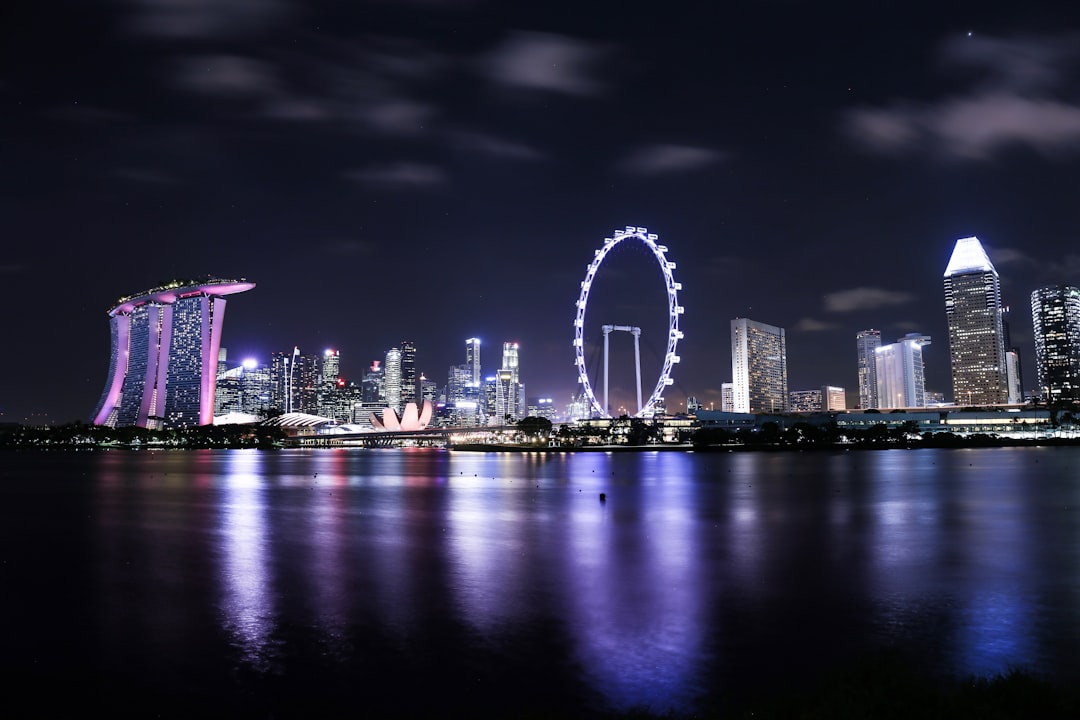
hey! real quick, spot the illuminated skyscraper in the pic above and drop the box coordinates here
[465,337,482,387]
[731,318,787,413]
[1031,285,1080,403]
[944,236,1009,405]
[875,334,931,409]
[856,329,881,409]
[384,347,402,415]
[91,277,255,428]
[496,341,524,421]
[401,340,418,409]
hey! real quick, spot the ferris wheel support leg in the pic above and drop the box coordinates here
[634,331,642,414]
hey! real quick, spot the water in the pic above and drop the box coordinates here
[2,446,1079,717]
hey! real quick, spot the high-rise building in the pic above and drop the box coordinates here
[400,341,418,409]
[384,347,402,415]
[856,330,882,409]
[1031,285,1080,403]
[317,348,343,419]
[822,385,847,411]
[497,341,524,421]
[91,277,255,428]
[789,390,822,412]
[721,382,734,412]
[362,360,384,403]
[944,236,1009,405]
[875,333,931,409]
[731,318,788,413]
[465,337,482,387]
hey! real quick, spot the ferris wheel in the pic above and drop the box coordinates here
[573,226,684,418]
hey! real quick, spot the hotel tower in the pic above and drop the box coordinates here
[91,278,255,429]
[943,237,1009,405]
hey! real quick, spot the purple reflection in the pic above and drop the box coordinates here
[562,453,707,713]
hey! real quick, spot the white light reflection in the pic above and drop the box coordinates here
[445,467,530,633]
[219,451,277,671]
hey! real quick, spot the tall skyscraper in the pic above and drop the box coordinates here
[944,236,1009,405]
[496,341,524,421]
[400,341,418,409]
[91,277,255,428]
[384,347,402,414]
[856,329,882,409]
[875,333,931,409]
[731,318,788,413]
[465,337,482,387]
[1031,285,1080,403]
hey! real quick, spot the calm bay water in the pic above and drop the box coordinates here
[2,446,1079,717]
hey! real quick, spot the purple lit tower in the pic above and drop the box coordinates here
[91,278,255,429]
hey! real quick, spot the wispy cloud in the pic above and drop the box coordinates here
[449,130,546,161]
[483,31,610,96]
[824,287,916,313]
[174,55,279,96]
[618,144,725,176]
[124,0,292,38]
[792,317,838,332]
[343,162,447,189]
[845,32,1080,160]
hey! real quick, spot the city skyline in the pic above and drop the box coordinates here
[5,1,1080,424]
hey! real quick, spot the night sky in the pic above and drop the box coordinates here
[5,1,1080,424]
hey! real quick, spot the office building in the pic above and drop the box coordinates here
[822,385,847,411]
[856,330,881,409]
[944,236,1009,405]
[465,337,482,387]
[496,341,524,421]
[731,318,788,413]
[721,382,734,412]
[789,390,822,413]
[384,347,403,415]
[875,333,931,409]
[91,277,255,428]
[400,341,418,410]
[1031,285,1080,403]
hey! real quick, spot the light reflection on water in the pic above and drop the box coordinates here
[19,446,1080,714]
[219,451,277,671]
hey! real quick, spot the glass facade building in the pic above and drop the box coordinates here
[1031,285,1080,403]
[856,329,881,409]
[944,236,1009,405]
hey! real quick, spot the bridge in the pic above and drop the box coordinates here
[285,425,520,448]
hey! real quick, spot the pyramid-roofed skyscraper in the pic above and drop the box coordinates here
[943,237,1008,405]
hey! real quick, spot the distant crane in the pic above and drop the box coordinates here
[602,325,642,416]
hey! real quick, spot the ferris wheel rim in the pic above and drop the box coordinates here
[573,226,683,419]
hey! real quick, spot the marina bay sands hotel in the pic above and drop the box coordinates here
[91,277,255,429]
